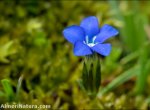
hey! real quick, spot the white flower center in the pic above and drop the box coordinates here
[84,35,97,47]
[87,43,95,47]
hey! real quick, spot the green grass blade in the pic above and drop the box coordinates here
[97,65,140,97]
[1,79,15,101]
[137,60,150,94]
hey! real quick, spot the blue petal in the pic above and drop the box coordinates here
[80,16,99,38]
[91,43,111,56]
[74,41,93,56]
[95,24,119,43]
[63,25,85,44]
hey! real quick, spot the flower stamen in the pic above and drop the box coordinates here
[85,35,89,44]
[85,35,97,47]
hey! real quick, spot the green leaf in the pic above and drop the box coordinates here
[120,50,139,65]
[88,63,94,92]
[95,57,101,92]
[1,79,15,101]
[97,65,140,97]
[135,45,150,94]
[82,62,89,91]
[0,41,16,63]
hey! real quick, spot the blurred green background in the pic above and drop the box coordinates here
[0,0,150,109]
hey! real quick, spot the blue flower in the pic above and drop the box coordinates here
[63,16,119,56]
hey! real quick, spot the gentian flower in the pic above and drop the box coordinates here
[63,16,119,56]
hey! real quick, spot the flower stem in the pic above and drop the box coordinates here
[82,53,101,99]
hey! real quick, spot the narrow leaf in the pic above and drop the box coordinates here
[82,62,88,90]
[1,79,15,101]
[95,58,101,92]
[97,65,140,97]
